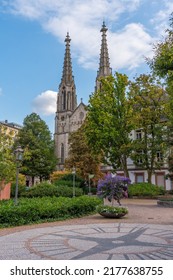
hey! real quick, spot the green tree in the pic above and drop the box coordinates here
[65,124,102,180]
[129,74,168,183]
[17,113,57,184]
[148,13,173,174]
[148,13,173,84]
[0,124,16,186]
[85,73,133,177]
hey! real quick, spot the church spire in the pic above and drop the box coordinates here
[56,32,77,113]
[95,22,112,91]
[61,32,74,85]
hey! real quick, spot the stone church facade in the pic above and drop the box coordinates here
[54,22,111,170]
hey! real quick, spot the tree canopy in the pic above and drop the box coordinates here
[128,74,168,182]
[85,72,133,177]
[0,124,16,185]
[17,113,57,184]
[65,124,102,180]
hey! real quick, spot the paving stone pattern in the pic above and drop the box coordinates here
[0,223,173,260]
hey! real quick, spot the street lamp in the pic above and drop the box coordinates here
[14,146,23,205]
[88,174,94,195]
[72,166,76,197]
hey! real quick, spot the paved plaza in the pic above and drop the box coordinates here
[0,199,173,260]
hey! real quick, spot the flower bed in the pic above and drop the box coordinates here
[96,205,128,218]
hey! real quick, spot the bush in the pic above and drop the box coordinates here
[128,183,165,198]
[0,196,102,227]
[20,182,83,198]
[54,180,81,188]
[10,183,27,198]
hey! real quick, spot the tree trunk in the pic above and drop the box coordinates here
[32,176,35,186]
[147,170,152,184]
[121,155,129,178]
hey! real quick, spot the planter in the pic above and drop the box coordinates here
[97,205,128,219]
[99,211,127,218]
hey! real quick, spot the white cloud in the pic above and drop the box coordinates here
[2,0,164,71]
[151,0,173,37]
[32,90,57,116]
[109,23,153,70]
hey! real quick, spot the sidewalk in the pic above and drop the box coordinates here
[0,199,173,260]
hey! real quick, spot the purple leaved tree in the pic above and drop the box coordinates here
[97,174,131,206]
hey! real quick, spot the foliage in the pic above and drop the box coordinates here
[54,179,81,188]
[0,124,16,185]
[96,204,128,215]
[60,173,84,182]
[128,183,165,198]
[128,74,168,183]
[19,182,83,198]
[50,170,70,182]
[10,183,26,198]
[97,174,130,206]
[0,196,101,227]
[65,124,103,180]
[16,113,57,184]
[85,73,133,177]
[148,13,173,83]
[11,173,26,186]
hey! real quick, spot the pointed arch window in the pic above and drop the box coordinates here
[62,87,66,110]
[61,143,64,163]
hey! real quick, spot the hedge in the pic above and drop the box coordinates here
[128,182,165,198]
[12,182,83,198]
[0,196,101,227]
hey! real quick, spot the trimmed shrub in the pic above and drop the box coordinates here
[50,171,70,182]
[0,196,102,227]
[54,180,81,188]
[20,182,83,198]
[128,183,165,198]
[10,183,27,198]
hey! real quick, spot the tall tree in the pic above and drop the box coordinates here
[85,73,133,177]
[65,124,102,180]
[129,74,168,183]
[17,113,57,184]
[148,14,173,175]
[148,13,173,84]
[0,124,16,186]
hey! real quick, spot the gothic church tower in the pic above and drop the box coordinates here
[54,33,86,170]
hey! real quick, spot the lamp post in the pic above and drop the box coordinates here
[72,166,76,197]
[14,146,23,205]
[88,174,94,195]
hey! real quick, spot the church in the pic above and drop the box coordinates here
[54,22,111,171]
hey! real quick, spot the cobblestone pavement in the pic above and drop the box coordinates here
[0,199,173,260]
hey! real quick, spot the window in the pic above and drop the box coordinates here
[155,172,165,188]
[61,143,64,164]
[135,173,144,183]
[156,151,163,162]
[136,130,142,139]
[62,88,66,110]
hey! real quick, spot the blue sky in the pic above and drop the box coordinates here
[0,0,173,134]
